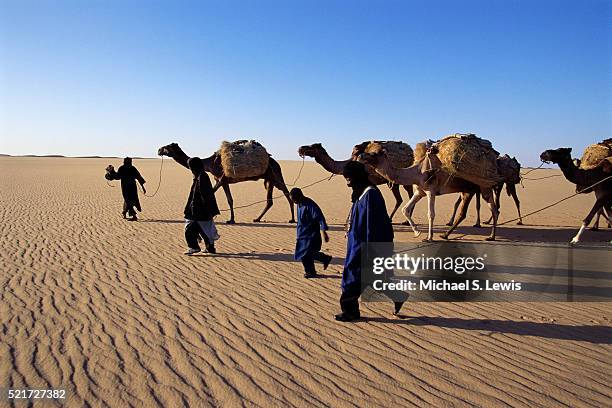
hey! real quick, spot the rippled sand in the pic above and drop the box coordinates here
[1,157,610,407]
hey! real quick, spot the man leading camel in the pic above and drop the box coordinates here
[337,161,405,322]
[105,157,146,221]
[184,157,220,255]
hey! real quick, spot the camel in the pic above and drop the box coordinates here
[540,147,612,243]
[447,154,523,227]
[359,149,499,241]
[297,143,413,219]
[574,158,611,230]
[158,143,295,224]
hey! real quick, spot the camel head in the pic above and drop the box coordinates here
[158,142,182,157]
[540,147,572,164]
[298,143,325,158]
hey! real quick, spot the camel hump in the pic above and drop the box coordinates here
[219,140,270,179]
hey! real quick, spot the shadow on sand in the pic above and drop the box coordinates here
[393,223,611,243]
[199,251,343,266]
[141,219,346,231]
[360,316,612,343]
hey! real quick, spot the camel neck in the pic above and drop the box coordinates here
[314,150,351,174]
[556,156,588,186]
[376,161,422,186]
[171,150,190,169]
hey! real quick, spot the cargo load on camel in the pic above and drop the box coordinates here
[219,140,270,179]
[353,141,414,168]
[579,138,612,170]
[421,133,502,188]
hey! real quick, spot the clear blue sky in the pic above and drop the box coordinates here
[1,0,610,165]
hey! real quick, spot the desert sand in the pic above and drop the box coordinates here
[1,156,610,407]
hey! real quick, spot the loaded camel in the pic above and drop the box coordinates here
[360,147,499,241]
[158,142,295,224]
[540,147,612,243]
[447,154,523,227]
[574,158,610,231]
[298,143,413,219]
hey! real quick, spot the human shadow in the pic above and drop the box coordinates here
[141,219,346,231]
[141,219,184,224]
[360,316,612,343]
[209,252,344,266]
[234,222,346,232]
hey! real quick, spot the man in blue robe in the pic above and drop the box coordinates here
[290,188,332,278]
[337,161,405,322]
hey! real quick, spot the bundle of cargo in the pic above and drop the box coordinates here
[219,140,270,179]
[428,133,502,188]
[579,138,612,170]
[497,154,521,185]
[414,141,434,163]
[353,140,414,168]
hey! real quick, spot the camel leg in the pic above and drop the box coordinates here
[253,182,274,223]
[446,195,462,226]
[401,189,426,237]
[423,191,436,242]
[507,183,523,225]
[602,206,612,227]
[276,180,295,223]
[388,184,403,219]
[483,185,502,225]
[571,197,609,244]
[221,182,235,224]
[212,177,223,193]
[402,184,415,217]
[403,184,414,199]
[474,190,482,227]
[483,190,499,241]
[441,192,473,239]
[590,210,603,231]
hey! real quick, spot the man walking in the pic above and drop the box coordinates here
[290,188,332,278]
[337,161,404,322]
[184,157,220,255]
[105,157,146,221]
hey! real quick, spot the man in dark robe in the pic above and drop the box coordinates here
[184,157,220,255]
[290,188,332,278]
[105,157,146,221]
[336,161,404,322]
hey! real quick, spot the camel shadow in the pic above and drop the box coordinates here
[360,316,612,343]
[400,224,611,243]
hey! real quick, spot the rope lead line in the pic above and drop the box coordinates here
[498,173,612,226]
[218,173,335,212]
[139,156,164,198]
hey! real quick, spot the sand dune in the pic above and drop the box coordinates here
[1,157,610,407]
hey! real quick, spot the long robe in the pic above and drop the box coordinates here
[342,186,393,291]
[106,164,145,212]
[294,198,329,261]
[184,171,220,221]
